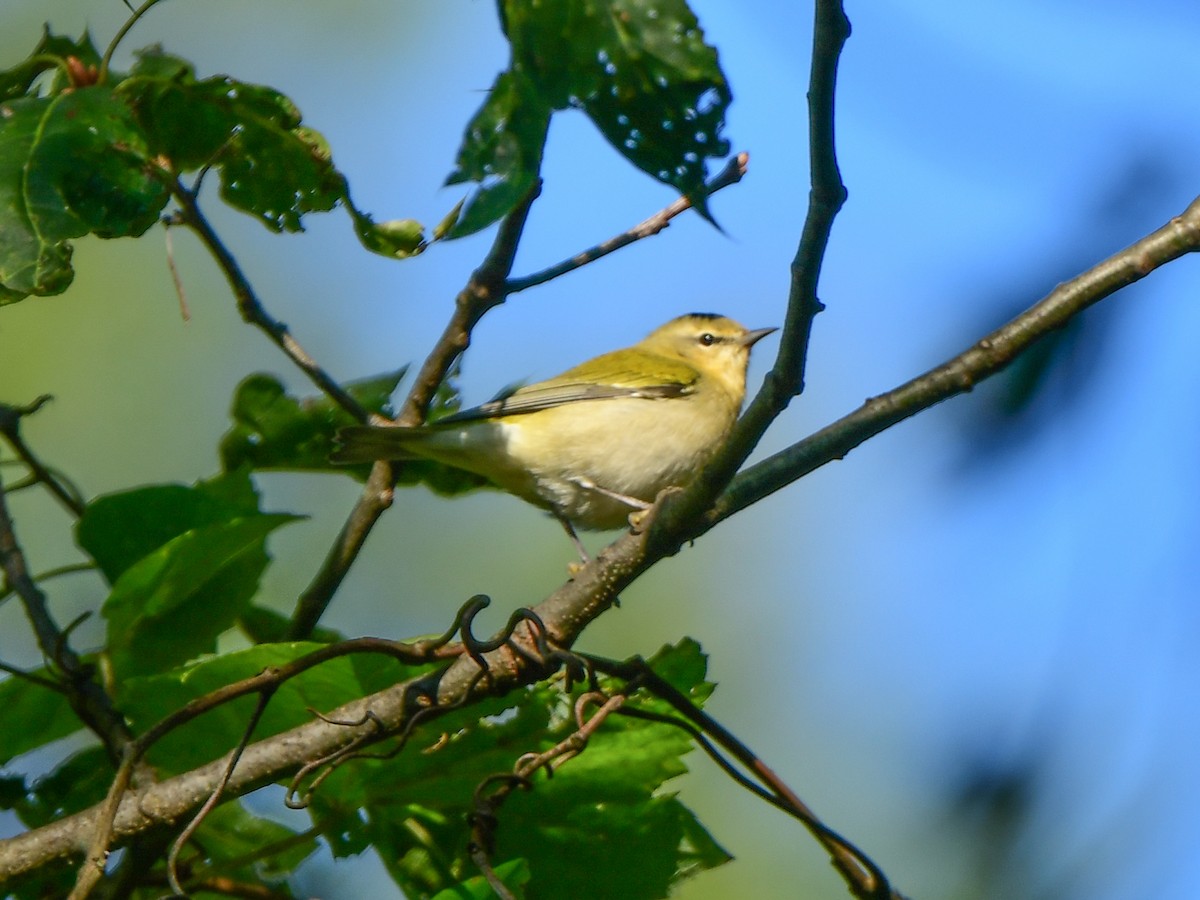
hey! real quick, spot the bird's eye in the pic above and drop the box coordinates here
[699,333,717,346]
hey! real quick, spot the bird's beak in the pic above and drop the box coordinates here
[740,326,778,347]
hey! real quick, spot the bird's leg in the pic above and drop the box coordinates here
[570,476,656,532]
[555,513,591,571]
[570,477,651,511]
[555,507,621,607]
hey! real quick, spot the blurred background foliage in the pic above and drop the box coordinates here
[3,1,1200,898]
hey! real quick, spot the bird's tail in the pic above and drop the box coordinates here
[330,425,423,464]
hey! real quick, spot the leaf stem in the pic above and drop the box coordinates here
[99,0,172,84]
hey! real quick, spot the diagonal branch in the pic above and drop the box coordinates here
[647,0,850,541]
[170,183,372,424]
[0,474,133,764]
[584,653,903,900]
[717,191,1200,523]
[505,151,751,295]
[0,397,86,517]
[396,181,542,426]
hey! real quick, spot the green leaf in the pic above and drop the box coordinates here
[431,859,531,900]
[219,369,405,473]
[308,642,728,898]
[118,48,425,256]
[77,471,264,583]
[645,636,714,705]
[348,209,428,259]
[101,513,302,680]
[188,801,318,887]
[121,642,424,773]
[0,86,168,299]
[0,29,102,101]
[447,0,731,234]
[443,69,550,238]
[26,88,168,240]
[0,669,82,765]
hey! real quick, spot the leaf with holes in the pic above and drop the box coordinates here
[443,68,550,238]
[465,0,733,227]
[0,87,167,299]
[118,48,425,256]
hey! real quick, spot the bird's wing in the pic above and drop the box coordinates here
[437,349,698,423]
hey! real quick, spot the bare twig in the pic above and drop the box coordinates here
[163,221,192,321]
[397,181,542,426]
[167,692,274,894]
[284,461,396,639]
[0,474,132,764]
[505,151,751,294]
[582,654,902,900]
[170,182,372,424]
[648,0,850,543]
[0,562,96,607]
[0,397,87,517]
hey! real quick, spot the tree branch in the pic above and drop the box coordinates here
[646,0,850,543]
[170,184,372,425]
[396,181,542,426]
[0,474,133,764]
[717,191,1200,523]
[505,151,750,295]
[0,397,87,517]
[284,460,396,639]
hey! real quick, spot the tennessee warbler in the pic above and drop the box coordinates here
[332,313,775,555]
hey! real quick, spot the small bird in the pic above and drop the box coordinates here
[332,313,775,556]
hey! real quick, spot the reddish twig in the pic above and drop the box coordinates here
[505,150,751,295]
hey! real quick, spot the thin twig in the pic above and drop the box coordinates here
[284,460,395,639]
[0,474,132,764]
[396,181,542,426]
[0,659,66,692]
[647,0,850,545]
[505,151,751,294]
[170,181,372,424]
[163,221,192,321]
[98,0,169,84]
[0,398,87,517]
[167,691,274,894]
[583,654,901,900]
